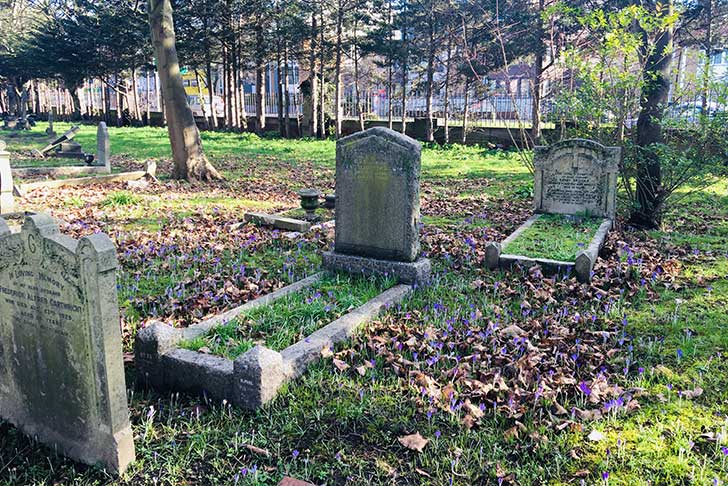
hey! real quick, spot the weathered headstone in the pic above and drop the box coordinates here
[486,139,621,283]
[97,122,110,169]
[323,127,430,284]
[0,214,135,473]
[0,141,14,214]
[533,139,620,219]
[46,109,57,138]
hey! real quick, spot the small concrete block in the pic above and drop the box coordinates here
[574,251,594,283]
[244,212,311,232]
[322,251,431,285]
[145,160,157,177]
[135,321,182,388]
[485,242,501,269]
[233,346,287,409]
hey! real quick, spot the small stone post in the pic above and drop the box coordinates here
[97,122,111,171]
[0,141,14,214]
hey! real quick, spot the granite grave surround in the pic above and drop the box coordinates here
[322,127,431,285]
[17,159,157,193]
[0,213,135,473]
[136,273,412,409]
[486,139,621,282]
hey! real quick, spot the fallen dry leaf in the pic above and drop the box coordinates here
[398,432,429,452]
[332,358,349,372]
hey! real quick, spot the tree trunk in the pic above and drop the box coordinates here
[309,12,319,137]
[145,69,152,125]
[195,70,210,129]
[131,67,141,123]
[462,77,470,144]
[444,27,453,144]
[148,0,222,181]
[284,43,291,138]
[334,0,344,138]
[318,3,326,138]
[425,0,436,142]
[206,61,218,129]
[68,86,81,121]
[353,20,364,131]
[629,2,673,229]
[255,8,266,134]
[387,0,393,130]
[701,0,713,112]
[530,0,545,143]
[400,0,409,135]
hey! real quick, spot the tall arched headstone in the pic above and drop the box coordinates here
[323,127,431,284]
[0,214,135,473]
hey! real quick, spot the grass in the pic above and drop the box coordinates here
[503,213,604,261]
[180,272,396,357]
[0,124,727,485]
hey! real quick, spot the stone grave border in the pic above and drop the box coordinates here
[485,214,613,282]
[136,272,412,409]
[485,138,620,283]
[13,165,111,178]
[17,161,156,194]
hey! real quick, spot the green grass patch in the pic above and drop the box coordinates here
[503,213,603,261]
[180,272,395,357]
[101,190,142,207]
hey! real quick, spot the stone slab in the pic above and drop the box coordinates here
[322,251,431,285]
[335,127,422,262]
[244,212,311,232]
[534,139,620,219]
[0,213,134,473]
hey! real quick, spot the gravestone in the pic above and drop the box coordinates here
[533,139,620,219]
[0,213,135,473]
[0,141,14,214]
[323,127,430,284]
[97,122,110,169]
[46,109,57,138]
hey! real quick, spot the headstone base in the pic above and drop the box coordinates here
[323,251,431,285]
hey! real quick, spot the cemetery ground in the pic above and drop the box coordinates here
[0,123,727,485]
